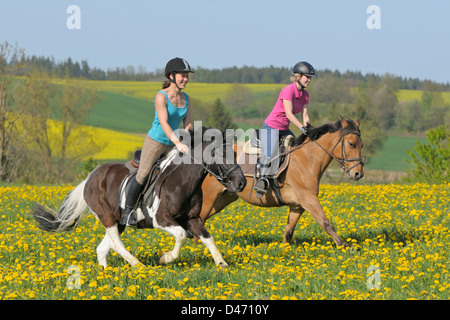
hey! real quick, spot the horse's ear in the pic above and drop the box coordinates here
[355,119,360,127]
[340,117,348,127]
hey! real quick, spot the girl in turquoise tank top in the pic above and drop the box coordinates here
[120,57,194,227]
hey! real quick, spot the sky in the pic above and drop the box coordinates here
[1,0,449,83]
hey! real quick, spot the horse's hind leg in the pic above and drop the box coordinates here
[97,233,112,268]
[104,224,143,267]
[283,207,305,244]
[96,224,126,267]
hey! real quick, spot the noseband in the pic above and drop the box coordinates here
[313,131,364,174]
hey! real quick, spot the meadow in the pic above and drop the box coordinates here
[0,183,448,300]
[364,136,428,172]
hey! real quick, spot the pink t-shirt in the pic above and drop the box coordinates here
[264,82,309,131]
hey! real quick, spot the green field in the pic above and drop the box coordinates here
[86,91,154,134]
[366,136,427,172]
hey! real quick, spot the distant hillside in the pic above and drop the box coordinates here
[365,136,428,172]
[86,80,450,135]
[86,91,154,133]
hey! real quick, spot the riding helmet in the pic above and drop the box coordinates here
[165,57,195,79]
[293,61,317,77]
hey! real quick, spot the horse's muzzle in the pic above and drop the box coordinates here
[352,170,364,181]
[349,165,364,181]
[236,178,247,192]
[225,176,247,193]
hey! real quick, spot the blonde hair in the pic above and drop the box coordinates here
[290,73,301,82]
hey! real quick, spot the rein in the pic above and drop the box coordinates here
[313,131,364,174]
[186,143,241,187]
[270,130,364,174]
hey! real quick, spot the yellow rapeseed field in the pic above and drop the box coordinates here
[0,183,448,300]
[84,125,144,160]
[83,80,284,103]
[30,118,144,161]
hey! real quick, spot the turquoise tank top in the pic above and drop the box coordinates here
[148,90,188,146]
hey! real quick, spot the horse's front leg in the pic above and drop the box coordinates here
[158,224,187,265]
[188,217,228,268]
[300,192,347,247]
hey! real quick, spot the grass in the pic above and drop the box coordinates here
[86,91,154,134]
[0,183,448,300]
[366,136,428,172]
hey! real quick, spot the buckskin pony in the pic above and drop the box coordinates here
[197,118,364,247]
[32,128,246,268]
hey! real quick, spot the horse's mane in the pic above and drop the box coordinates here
[183,126,226,149]
[290,118,360,147]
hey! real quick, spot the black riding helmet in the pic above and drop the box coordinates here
[293,61,317,78]
[165,57,195,80]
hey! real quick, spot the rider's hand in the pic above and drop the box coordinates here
[176,142,190,154]
[300,126,308,135]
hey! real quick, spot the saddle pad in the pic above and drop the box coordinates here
[236,138,293,179]
[243,140,261,155]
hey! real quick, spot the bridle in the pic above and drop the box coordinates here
[313,131,365,175]
[186,143,241,188]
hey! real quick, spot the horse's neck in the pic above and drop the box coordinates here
[179,163,208,191]
[293,133,337,177]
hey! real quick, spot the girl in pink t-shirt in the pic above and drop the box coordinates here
[255,61,317,198]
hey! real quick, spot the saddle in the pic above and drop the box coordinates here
[120,149,176,227]
[237,130,295,205]
[238,129,294,178]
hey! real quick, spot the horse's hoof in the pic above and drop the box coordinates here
[130,258,145,268]
[132,262,145,268]
[159,253,170,265]
[337,242,348,248]
[218,261,229,269]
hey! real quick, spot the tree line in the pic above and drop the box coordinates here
[14,54,450,91]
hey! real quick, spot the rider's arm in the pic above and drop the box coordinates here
[283,99,304,129]
[155,92,189,153]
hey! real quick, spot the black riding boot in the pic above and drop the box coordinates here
[254,164,270,199]
[119,176,144,227]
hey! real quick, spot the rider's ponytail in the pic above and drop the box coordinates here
[162,80,171,89]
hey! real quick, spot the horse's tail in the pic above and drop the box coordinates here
[32,179,89,232]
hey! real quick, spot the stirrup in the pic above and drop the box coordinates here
[126,211,139,227]
[254,177,269,199]
[120,209,138,227]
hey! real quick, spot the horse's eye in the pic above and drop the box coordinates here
[348,142,355,148]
